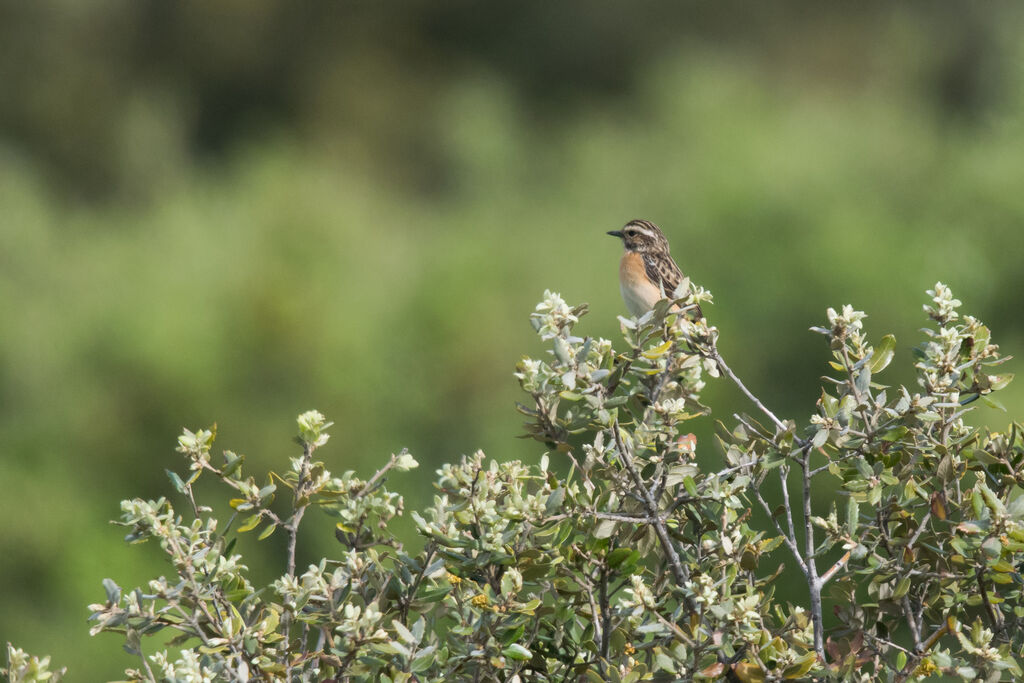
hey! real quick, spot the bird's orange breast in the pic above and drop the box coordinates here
[619,251,649,285]
[618,251,662,316]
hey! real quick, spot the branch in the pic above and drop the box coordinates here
[819,524,873,587]
[752,485,808,575]
[610,421,690,593]
[712,350,790,435]
[599,567,611,661]
[894,616,953,683]
[800,447,825,659]
[818,548,851,587]
[399,544,437,625]
[361,449,405,497]
[976,567,1004,632]
[709,338,823,655]
[906,510,931,551]
[779,465,799,554]
[902,596,923,652]
[287,442,314,578]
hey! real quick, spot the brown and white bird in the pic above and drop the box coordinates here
[607,219,702,319]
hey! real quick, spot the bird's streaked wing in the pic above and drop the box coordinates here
[642,252,702,319]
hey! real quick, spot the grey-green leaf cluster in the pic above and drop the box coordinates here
[6,282,1021,682]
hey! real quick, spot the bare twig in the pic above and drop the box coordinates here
[712,350,790,435]
[138,649,156,682]
[800,447,825,658]
[819,524,873,587]
[361,450,405,496]
[779,465,799,553]
[399,544,437,625]
[902,596,923,651]
[906,511,932,551]
[976,567,1004,632]
[287,442,314,578]
[752,486,807,575]
[611,422,690,593]
[894,617,953,683]
[599,567,611,661]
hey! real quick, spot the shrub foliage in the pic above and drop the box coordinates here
[6,282,1023,682]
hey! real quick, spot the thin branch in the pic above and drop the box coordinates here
[751,485,807,575]
[138,648,156,682]
[544,511,662,524]
[162,533,243,679]
[906,511,932,551]
[801,448,824,659]
[976,567,1004,632]
[599,567,611,661]
[894,617,952,683]
[361,450,405,496]
[819,524,873,587]
[611,421,691,594]
[651,609,697,648]
[283,442,315,682]
[809,449,862,477]
[778,465,799,553]
[582,570,604,673]
[399,544,437,625]
[712,350,789,435]
[901,596,923,651]
[818,549,851,587]
[287,442,314,578]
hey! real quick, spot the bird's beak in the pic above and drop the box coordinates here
[606,230,624,238]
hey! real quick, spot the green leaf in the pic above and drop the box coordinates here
[854,458,872,479]
[607,548,635,569]
[854,367,871,396]
[977,482,1006,516]
[846,496,859,538]
[642,339,673,360]
[553,337,572,364]
[870,335,896,373]
[683,476,698,497]
[410,646,437,672]
[982,396,1007,412]
[237,514,262,533]
[411,617,426,644]
[502,643,531,660]
[782,651,817,679]
[221,450,244,477]
[880,426,908,442]
[982,536,1003,560]
[102,578,121,604]
[892,576,911,599]
[545,487,566,515]
[392,619,418,645]
[258,523,276,540]
[165,469,186,493]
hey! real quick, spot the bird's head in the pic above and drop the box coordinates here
[607,219,670,254]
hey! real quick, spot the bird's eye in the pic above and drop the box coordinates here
[625,229,636,237]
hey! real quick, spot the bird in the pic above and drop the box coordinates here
[607,219,702,319]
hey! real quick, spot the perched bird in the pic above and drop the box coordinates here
[607,219,702,319]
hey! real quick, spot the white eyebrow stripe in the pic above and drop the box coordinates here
[633,226,656,238]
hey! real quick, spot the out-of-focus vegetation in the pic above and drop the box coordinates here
[1,3,1023,679]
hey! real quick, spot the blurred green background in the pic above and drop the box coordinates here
[2,2,1024,678]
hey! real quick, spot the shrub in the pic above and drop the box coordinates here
[6,282,1021,682]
